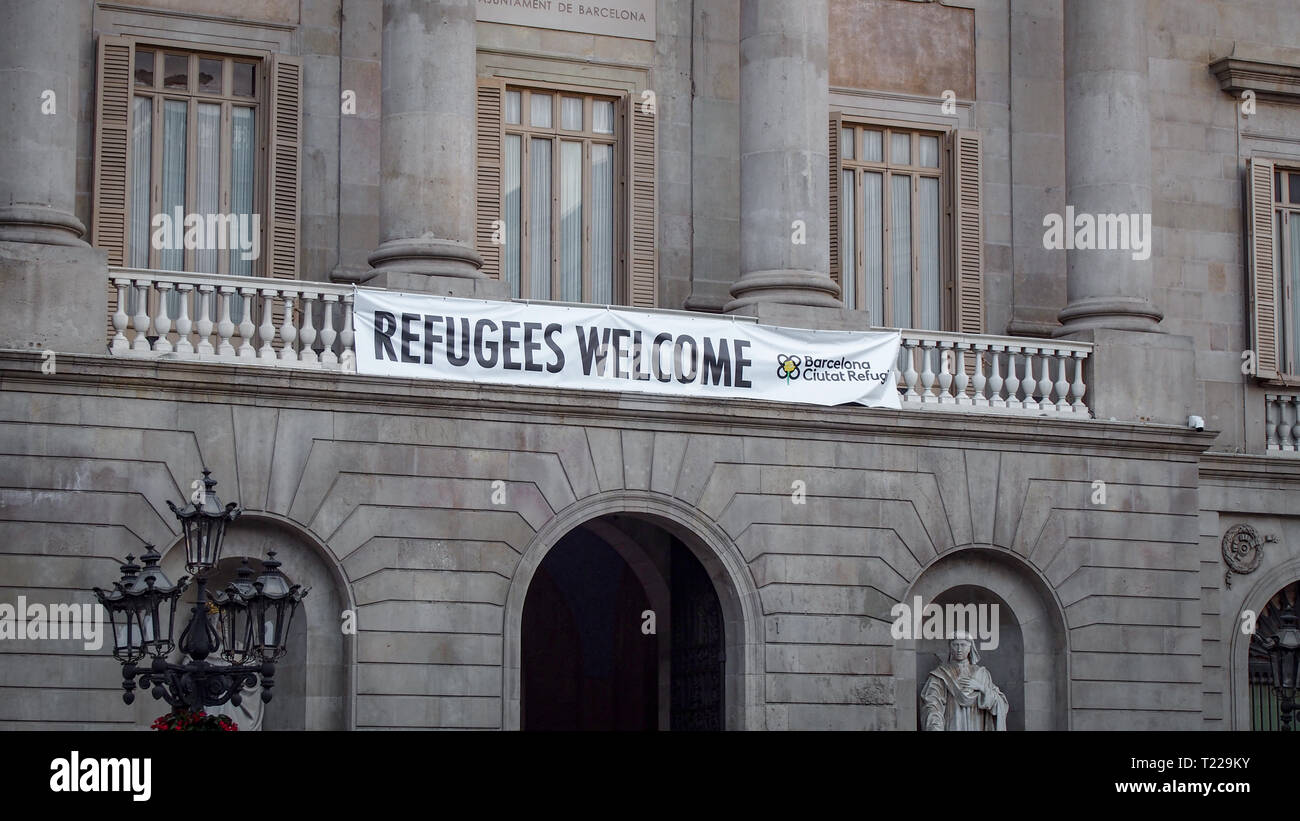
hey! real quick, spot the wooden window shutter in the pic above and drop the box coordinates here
[1249,157,1279,379]
[93,35,133,338]
[952,129,984,334]
[476,78,504,280]
[627,93,657,308]
[266,54,301,281]
[828,111,844,291]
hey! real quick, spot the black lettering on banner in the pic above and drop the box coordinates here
[374,311,398,361]
[422,315,443,365]
[734,339,753,388]
[631,331,651,381]
[474,318,499,368]
[577,326,612,376]
[501,320,522,370]
[652,333,673,382]
[676,335,698,383]
[523,322,544,372]
[702,337,731,386]
[544,324,565,373]
[400,313,421,363]
[447,316,471,367]
[610,328,630,378]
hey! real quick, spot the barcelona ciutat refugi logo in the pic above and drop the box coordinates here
[777,355,801,383]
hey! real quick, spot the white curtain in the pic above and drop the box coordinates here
[160,100,186,273]
[840,168,855,310]
[504,134,522,298]
[863,172,883,326]
[528,138,551,300]
[230,106,255,278]
[1290,215,1300,370]
[918,176,940,330]
[195,103,220,274]
[560,141,583,302]
[129,97,152,270]
[591,143,614,304]
[890,174,911,327]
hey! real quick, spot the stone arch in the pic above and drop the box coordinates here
[145,512,357,730]
[1229,557,1300,730]
[894,546,1070,730]
[504,489,764,730]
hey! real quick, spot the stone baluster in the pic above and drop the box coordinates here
[131,281,151,352]
[919,340,936,402]
[901,339,920,401]
[953,344,970,405]
[988,347,1005,408]
[236,287,257,358]
[216,286,236,358]
[1071,351,1088,413]
[195,286,215,355]
[320,294,339,365]
[152,282,173,354]
[1055,354,1070,413]
[174,284,194,355]
[1004,346,1023,409]
[279,292,299,362]
[340,293,356,371]
[258,290,277,360]
[937,341,954,404]
[1037,350,1054,410]
[972,347,988,406]
[299,292,319,364]
[111,279,130,353]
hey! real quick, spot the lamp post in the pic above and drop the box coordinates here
[93,469,308,717]
[1259,598,1300,731]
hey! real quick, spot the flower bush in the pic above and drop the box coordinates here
[151,708,238,731]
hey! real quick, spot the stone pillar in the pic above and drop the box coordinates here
[1055,0,1198,426]
[0,0,106,354]
[1056,0,1161,335]
[368,0,502,298]
[725,0,844,319]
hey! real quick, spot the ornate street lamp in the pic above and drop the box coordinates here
[1258,596,1300,731]
[92,469,308,717]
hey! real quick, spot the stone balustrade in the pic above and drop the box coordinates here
[105,269,1096,416]
[1265,393,1300,451]
[892,329,1092,417]
[108,268,356,370]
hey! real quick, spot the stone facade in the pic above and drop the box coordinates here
[1,0,1299,730]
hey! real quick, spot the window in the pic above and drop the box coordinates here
[830,115,983,334]
[503,87,618,303]
[1275,167,1300,373]
[93,36,301,332]
[837,123,944,328]
[476,79,657,308]
[128,49,260,275]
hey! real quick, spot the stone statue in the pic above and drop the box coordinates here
[920,633,1008,731]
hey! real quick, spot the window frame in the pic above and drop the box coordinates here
[500,81,624,305]
[837,116,953,330]
[128,46,265,275]
[1275,165,1300,375]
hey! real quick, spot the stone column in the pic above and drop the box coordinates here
[725,0,843,316]
[0,0,105,354]
[1055,0,1161,335]
[368,0,501,297]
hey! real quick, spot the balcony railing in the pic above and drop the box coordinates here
[104,269,1092,417]
[108,268,355,370]
[1266,393,1300,451]
[894,329,1091,417]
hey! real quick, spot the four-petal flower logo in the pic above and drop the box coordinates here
[777,355,801,383]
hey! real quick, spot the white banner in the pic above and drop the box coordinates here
[353,290,902,409]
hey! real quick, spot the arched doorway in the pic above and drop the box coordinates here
[1247,580,1300,731]
[519,514,727,730]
